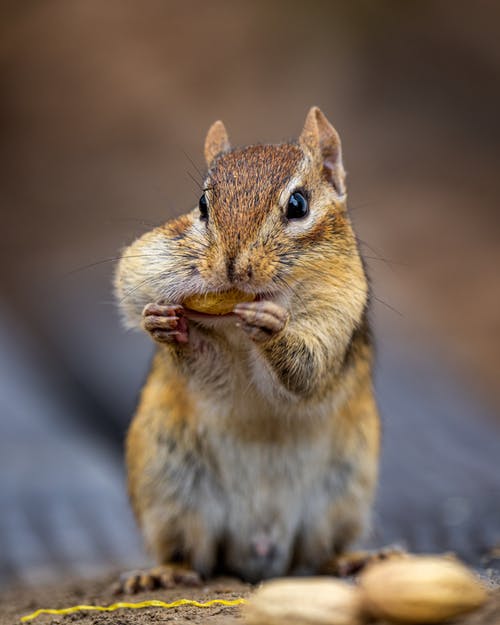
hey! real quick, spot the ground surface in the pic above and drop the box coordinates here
[1,574,499,625]
[1,576,251,625]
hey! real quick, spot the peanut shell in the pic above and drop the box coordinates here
[244,577,363,625]
[359,555,488,623]
[183,290,255,315]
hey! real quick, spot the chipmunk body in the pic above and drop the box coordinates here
[115,108,380,585]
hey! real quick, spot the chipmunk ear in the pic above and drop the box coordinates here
[204,120,231,167]
[299,107,346,196]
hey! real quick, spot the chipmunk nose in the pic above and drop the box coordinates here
[226,255,253,284]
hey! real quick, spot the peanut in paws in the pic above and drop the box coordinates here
[183,290,255,315]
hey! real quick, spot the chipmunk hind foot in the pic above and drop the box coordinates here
[112,563,202,594]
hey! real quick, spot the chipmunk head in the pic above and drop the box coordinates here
[179,107,355,297]
[116,108,366,324]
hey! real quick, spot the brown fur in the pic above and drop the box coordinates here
[114,107,380,583]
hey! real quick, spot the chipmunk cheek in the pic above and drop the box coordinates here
[249,251,280,288]
[196,256,215,280]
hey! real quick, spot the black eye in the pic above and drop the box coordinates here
[198,193,208,220]
[286,191,309,219]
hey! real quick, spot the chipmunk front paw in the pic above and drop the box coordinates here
[113,564,202,594]
[142,303,189,344]
[234,300,288,342]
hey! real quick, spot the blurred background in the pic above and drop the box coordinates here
[0,0,499,590]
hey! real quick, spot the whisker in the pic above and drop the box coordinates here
[118,270,168,305]
[182,149,205,183]
[65,254,171,277]
[273,270,309,314]
[357,237,406,267]
[371,295,403,317]
[362,254,405,267]
[306,265,403,318]
[187,170,204,192]
[348,201,375,214]
[110,217,163,228]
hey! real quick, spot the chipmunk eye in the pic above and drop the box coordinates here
[286,191,309,220]
[198,193,208,220]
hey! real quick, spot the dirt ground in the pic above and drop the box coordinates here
[1,573,499,625]
[0,575,251,625]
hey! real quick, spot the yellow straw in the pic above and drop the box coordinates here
[21,597,248,622]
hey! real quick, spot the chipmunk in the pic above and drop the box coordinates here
[114,107,380,591]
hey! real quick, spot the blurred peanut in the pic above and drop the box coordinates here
[244,577,363,625]
[359,555,488,623]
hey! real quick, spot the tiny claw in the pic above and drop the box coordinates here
[113,565,202,594]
